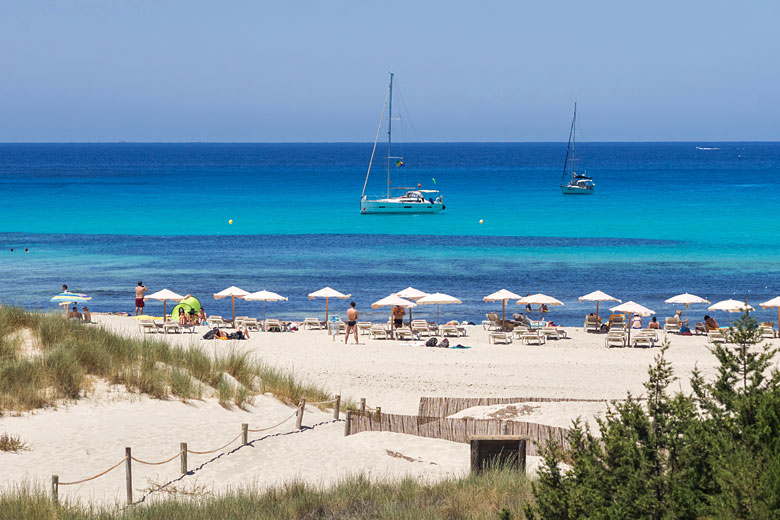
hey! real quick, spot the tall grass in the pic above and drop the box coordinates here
[0,307,336,413]
[0,468,534,519]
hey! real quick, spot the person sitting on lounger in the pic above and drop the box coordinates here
[178,307,187,324]
[82,306,92,323]
[68,306,82,320]
[704,315,719,330]
[198,308,208,327]
[631,315,643,329]
[648,316,661,329]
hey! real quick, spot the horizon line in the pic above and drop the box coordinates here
[0,140,778,144]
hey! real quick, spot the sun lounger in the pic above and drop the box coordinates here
[584,315,601,333]
[607,314,626,332]
[605,331,626,348]
[163,322,181,334]
[440,324,463,337]
[694,322,707,335]
[519,330,545,345]
[411,320,434,337]
[264,319,284,332]
[357,322,373,335]
[488,331,512,344]
[209,316,229,328]
[631,330,657,347]
[241,318,260,331]
[760,326,776,339]
[541,326,564,340]
[138,319,159,334]
[708,330,727,344]
[664,316,681,334]
[483,313,504,331]
[369,325,389,340]
[395,328,416,340]
[303,317,323,330]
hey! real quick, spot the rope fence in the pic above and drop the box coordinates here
[50,393,347,505]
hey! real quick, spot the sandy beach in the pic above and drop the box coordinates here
[2,315,776,507]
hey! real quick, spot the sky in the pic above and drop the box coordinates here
[0,1,778,142]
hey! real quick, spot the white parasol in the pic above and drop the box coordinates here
[610,301,655,344]
[760,296,780,327]
[145,289,185,322]
[579,290,621,317]
[245,290,288,322]
[214,286,250,324]
[664,293,710,321]
[484,289,522,322]
[417,292,462,326]
[308,287,351,325]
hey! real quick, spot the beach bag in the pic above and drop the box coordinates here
[438,338,450,348]
[425,338,438,347]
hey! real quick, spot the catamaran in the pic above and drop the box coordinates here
[360,73,444,214]
[560,103,594,195]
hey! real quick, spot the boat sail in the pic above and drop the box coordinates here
[360,73,445,214]
[560,103,594,195]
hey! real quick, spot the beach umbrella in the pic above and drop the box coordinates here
[51,291,92,313]
[610,301,655,344]
[213,286,250,324]
[664,293,710,321]
[245,290,288,321]
[308,287,351,325]
[372,294,416,334]
[396,287,428,324]
[417,292,462,326]
[145,289,185,322]
[708,299,754,313]
[759,296,780,327]
[484,289,522,322]
[579,290,621,317]
[517,293,564,320]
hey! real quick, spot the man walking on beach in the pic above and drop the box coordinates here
[345,301,359,344]
[135,281,147,316]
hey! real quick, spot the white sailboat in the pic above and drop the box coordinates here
[560,103,594,195]
[360,73,445,214]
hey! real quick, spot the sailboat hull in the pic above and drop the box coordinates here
[360,199,444,214]
[560,185,594,195]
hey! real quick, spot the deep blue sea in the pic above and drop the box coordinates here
[1,142,779,325]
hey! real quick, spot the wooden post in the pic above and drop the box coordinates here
[51,475,58,503]
[360,398,366,413]
[180,443,188,475]
[344,410,352,436]
[242,423,249,445]
[333,395,341,420]
[296,398,306,430]
[125,447,133,505]
[375,406,381,422]
[501,421,509,435]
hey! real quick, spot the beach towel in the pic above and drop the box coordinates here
[450,344,471,349]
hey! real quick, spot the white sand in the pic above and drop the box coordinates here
[2,315,776,507]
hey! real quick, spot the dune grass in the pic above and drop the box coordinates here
[0,307,334,413]
[0,468,533,519]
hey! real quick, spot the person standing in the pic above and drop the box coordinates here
[62,284,68,292]
[392,305,405,328]
[345,301,359,344]
[135,281,147,316]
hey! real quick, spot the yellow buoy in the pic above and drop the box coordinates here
[479,219,484,224]
[228,219,233,225]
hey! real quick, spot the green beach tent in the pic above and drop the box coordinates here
[170,296,202,320]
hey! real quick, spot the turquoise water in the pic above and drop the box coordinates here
[1,143,778,324]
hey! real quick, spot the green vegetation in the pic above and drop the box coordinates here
[0,432,29,453]
[0,469,532,519]
[528,310,780,519]
[0,307,333,412]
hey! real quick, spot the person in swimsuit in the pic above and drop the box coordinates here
[345,301,359,344]
[392,305,405,328]
[135,281,147,316]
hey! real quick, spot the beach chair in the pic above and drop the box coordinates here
[357,322,373,335]
[242,318,261,332]
[163,322,181,334]
[759,326,776,339]
[519,330,545,345]
[440,324,462,337]
[264,319,284,332]
[584,315,600,333]
[631,330,656,348]
[488,331,512,344]
[303,317,323,330]
[395,328,415,341]
[663,316,681,334]
[210,316,228,328]
[605,331,626,348]
[369,325,389,340]
[233,316,249,328]
[708,330,727,344]
[483,313,504,331]
[411,320,433,337]
[608,314,626,332]
[694,322,707,335]
[541,326,562,340]
[138,319,158,334]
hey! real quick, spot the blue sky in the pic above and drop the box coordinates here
[0,1,777,142]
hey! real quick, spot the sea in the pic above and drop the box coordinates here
[1,142,779,326]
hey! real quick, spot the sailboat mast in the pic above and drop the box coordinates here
[561,103,576,186]
[386,72,394,198]
[571,102,577,180]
